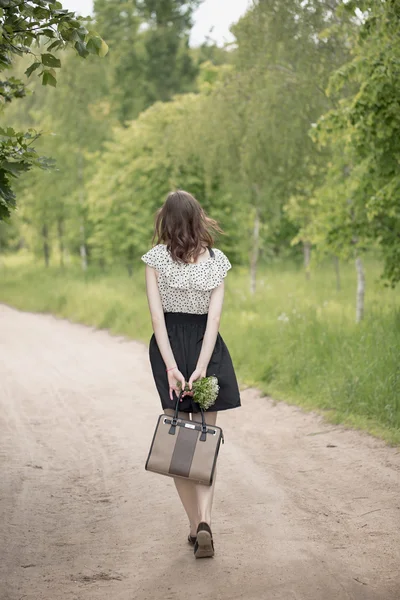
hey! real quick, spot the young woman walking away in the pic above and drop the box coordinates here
[141,190,241,559]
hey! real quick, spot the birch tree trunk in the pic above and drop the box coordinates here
[303,241,311,280]
[57,217,65,268]
[42,223,50,267]
[250,205,260,295]
[77,152,88,272]
[79,217,87,272]
[355,256,365,323]
[0,226,3,268]
[333,255,341,291]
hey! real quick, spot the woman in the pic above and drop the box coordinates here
[141,190,241,559]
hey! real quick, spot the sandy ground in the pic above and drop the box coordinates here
[0,304,399,600]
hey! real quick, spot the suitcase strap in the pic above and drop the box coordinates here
[169,391,208,442]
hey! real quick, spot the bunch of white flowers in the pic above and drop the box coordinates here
[178,376,219,410]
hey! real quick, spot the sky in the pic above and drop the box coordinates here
[61,0,252,46]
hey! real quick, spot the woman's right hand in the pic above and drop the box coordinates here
[167,367,186,402]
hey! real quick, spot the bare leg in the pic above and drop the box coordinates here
[191,411,218,526]
[164,408,200,536]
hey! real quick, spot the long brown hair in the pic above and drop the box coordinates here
[152,190,223,263]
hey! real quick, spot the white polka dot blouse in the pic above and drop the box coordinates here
[141,244,232,314]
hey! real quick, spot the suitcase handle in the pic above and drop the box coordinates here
[169,390,208,441]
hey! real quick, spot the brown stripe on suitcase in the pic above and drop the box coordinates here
[189,428,218,484]
[169,425,198,477]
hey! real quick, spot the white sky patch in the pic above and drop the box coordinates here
[62,0,92,16]
[191,0,252,46]
[61,0,251,46]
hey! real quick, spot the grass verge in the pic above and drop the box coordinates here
[1,252,399,445]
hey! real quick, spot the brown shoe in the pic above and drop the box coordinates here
[194,522,214,558]
[188,534,197,545]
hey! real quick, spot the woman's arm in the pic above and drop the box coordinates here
[145,265,186,399]
[188,281,225,390]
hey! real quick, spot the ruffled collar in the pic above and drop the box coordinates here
[162,244,214,265]
[159,245,225,291]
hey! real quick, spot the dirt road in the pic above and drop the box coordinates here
[0,304,399,600]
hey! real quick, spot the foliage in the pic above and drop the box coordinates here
[189,0,352,263]
[3,0,400,304]
[93,0,201,122]
[0,0,108,220]
[3,49,113,263]
[85,81,252,270]
[0,126,54,219]
[311,0,400,286]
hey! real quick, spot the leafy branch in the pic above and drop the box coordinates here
[0,0,109,219]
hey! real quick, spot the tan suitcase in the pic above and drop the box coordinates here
[145,399,224,486]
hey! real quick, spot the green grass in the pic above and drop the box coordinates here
[1,251,400,445]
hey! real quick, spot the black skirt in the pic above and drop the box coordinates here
[149,312,241,413]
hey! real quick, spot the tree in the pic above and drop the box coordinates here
[314,0,400,289]
[85,82,244,272]
[93,0,201,122]
[0,0,108,220]
[46,51,112,270]
[299,0,400,321]
[5,48,113,267]
[87,94,201,272]
[192,0,349,291]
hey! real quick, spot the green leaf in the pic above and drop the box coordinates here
[2,161,29,177]
[25,62,41,78]
[86,37,99,55]
[41,28,56,38]
[47,40,63,52]
[86,37,108,57]
[98,39,109,58]
[42,70,57,87]
[74,40,89,58]
[41,53,61,68]
[33,7,50,20]
[77,26,88,41]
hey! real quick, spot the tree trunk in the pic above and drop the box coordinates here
[250,205,260,295]
[42,223,50,267]
[79,219,87,272]
[303,241,311,280]
[355,256,365,323]
[0,227,3,269]
[333,255,341,291]
[77,152,88,272]
[57,217,65,268]
[126,246,134,277]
